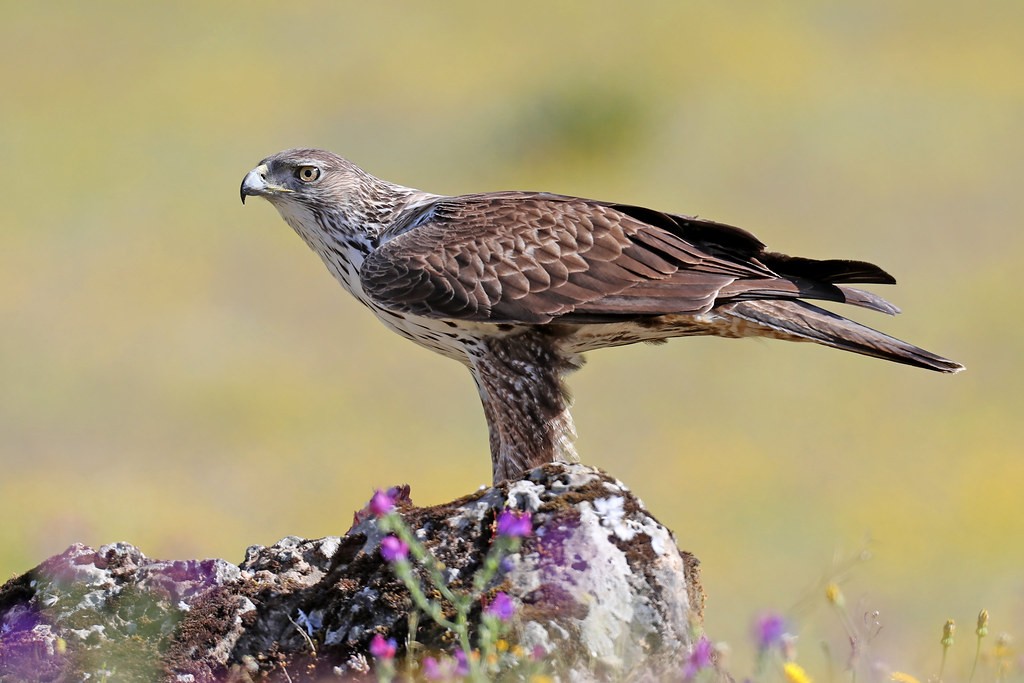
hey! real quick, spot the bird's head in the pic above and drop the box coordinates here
[240,148,370,208]
[240,149,428,247]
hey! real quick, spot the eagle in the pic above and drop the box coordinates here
[241,149,961,483]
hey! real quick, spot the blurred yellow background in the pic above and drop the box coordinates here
[2,1,1021,672]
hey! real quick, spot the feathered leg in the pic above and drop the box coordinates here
[469,331,582,483]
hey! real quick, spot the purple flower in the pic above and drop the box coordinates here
[369,633,397,660]
[422,656,442,680]
[380,535,409,562]
[496,509,532,538]
[682,636,714,679]
[369,489,396,517]
[485,591,515,621]
[754,613,786,650]
[531,644,547,661]
[453,648,470,676]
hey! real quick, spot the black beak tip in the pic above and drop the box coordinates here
[240,183,247,205]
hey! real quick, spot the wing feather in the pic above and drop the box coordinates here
[359,192,899,324]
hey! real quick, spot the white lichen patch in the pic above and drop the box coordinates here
[319,536,341,560]
[589,496,673,555]
[609,475,631,492]
[72,589,110,616]
[647,557,692,635]
[567,502,638,658]
[68,624,106,642]
[504,479,545,511]
[518,620,555,656]
[547,464,600,493]
[504,549,542,597]
[640,519,671,557]
[592,496,628,537]
[504,471,694,675]
[600,481,626,496]
[465,498,499,523]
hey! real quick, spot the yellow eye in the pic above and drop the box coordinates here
[296,166,321,182]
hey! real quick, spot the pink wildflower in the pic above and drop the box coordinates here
[682,636,713,680]
[380,535,409,562]
[421,656,442,680]
[754,613,786,650]
[369,489,396,517]
[496,509,532,538]
[369,633,397,660]
[453,648,470,676]
[485,591,515,621]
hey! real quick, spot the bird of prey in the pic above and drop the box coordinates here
[241,149,962,483]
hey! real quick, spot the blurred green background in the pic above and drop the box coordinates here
[2,1,1021,672]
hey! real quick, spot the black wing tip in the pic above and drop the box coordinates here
[608,203,768,254]
[761,253,898,285]
[927,357,965,374]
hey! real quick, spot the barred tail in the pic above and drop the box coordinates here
[721,299,963,373]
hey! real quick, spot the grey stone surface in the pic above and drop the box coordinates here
[0,463,702,681]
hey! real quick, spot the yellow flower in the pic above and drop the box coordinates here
[784,662,812,683]
[529,676,555,683]
[825,583,845,608]
[496,639,508,652]
[890,672,921,683]
[994,632,1013,658]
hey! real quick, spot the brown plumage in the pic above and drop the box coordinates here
[241,149,962,483]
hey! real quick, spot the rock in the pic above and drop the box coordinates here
[0,463,703,681]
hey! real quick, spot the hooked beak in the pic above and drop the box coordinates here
[240,164,269,204]
[240,163,293,204]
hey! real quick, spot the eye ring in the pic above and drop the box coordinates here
[295,165,321,183]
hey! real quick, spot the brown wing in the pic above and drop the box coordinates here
[359,192,898,324]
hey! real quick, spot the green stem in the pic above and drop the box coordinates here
[392,560,458,632]
[384,514,465,609]
[374,658,395,683]
[477,615,501,678]
[471,536,520,599]
[454,608,482,682]
[375,510,520,681]
[404,611,419,676]
[968,634,981,683]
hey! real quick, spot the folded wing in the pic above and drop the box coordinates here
[360,192,900,324]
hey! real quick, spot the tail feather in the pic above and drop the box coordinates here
[721,299,963,373]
